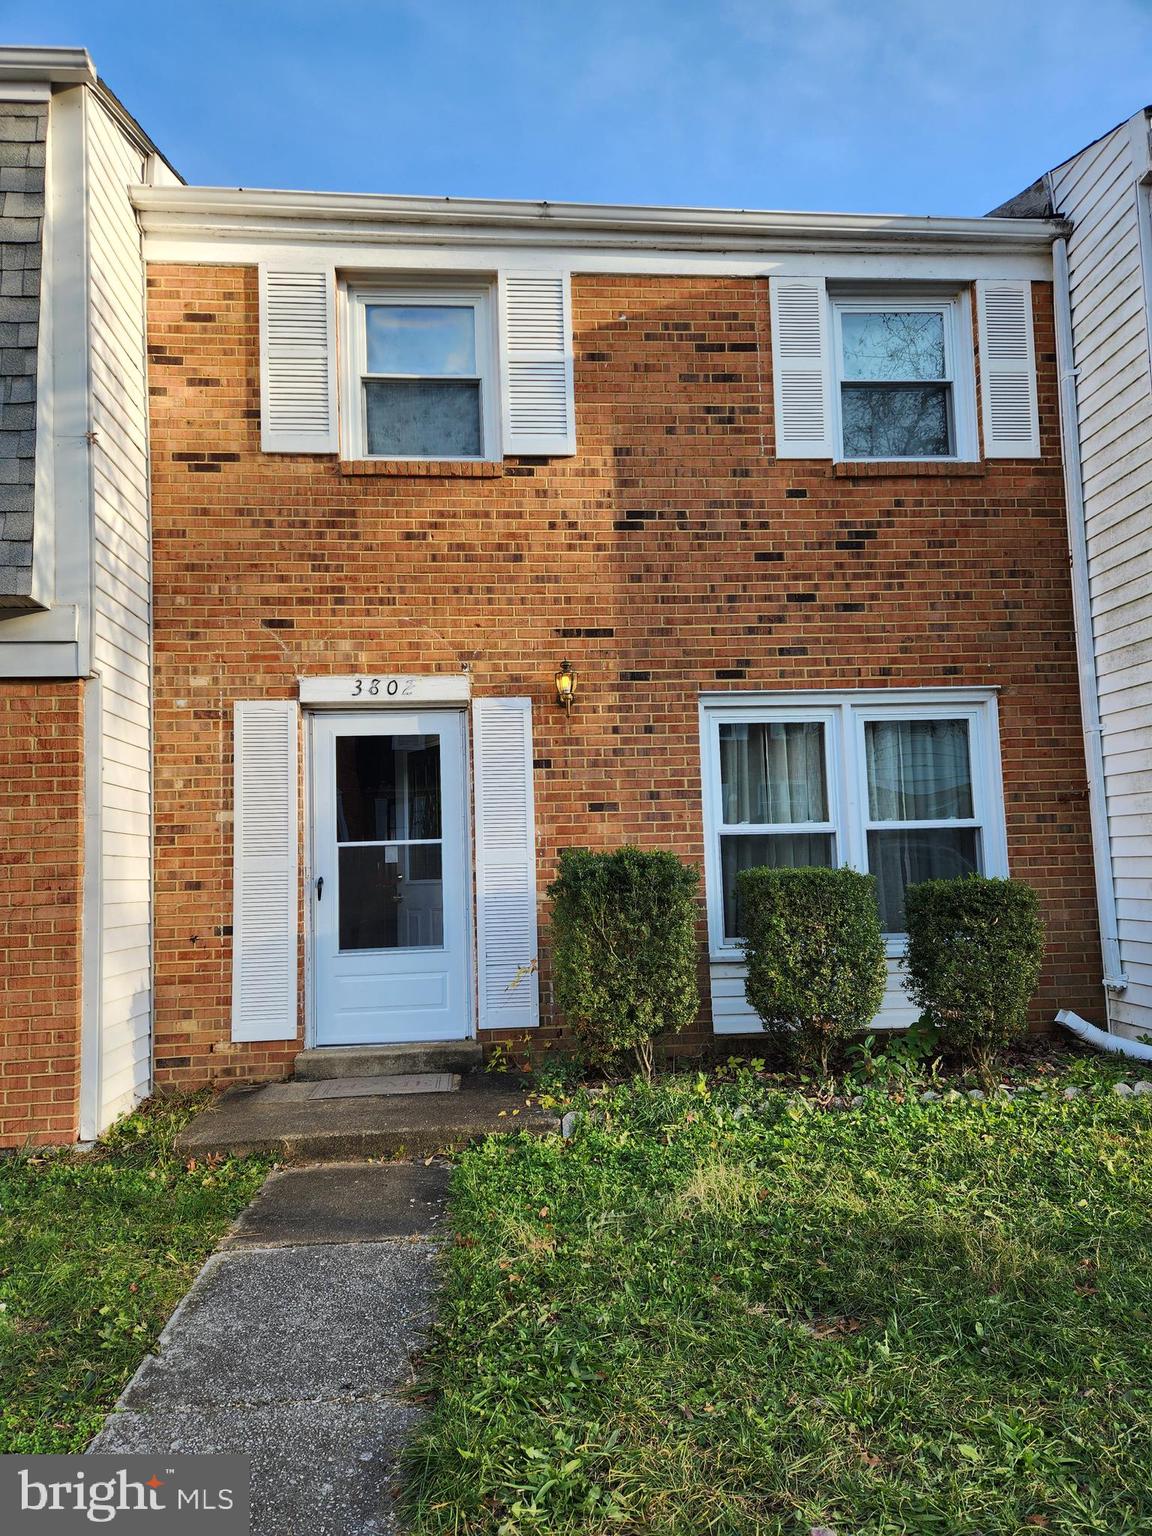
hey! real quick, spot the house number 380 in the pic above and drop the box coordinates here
[351,676,415,697]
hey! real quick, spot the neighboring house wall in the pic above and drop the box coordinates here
[0,100,46,608]
[85,91,153,1126]
[0,60,162,1149]
[144,264,1101,1087]
[1049,112,1152,1039]
[0,682,85,1146]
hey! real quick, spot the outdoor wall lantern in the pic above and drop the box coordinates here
[555,660,577,709]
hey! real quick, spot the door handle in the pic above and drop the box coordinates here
[316,876,324,902]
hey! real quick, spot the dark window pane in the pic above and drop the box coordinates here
[865,719,973,821]
[338,844,444,950]
[365,378,482,458]
[365,304,476,376]
[718,721,827,824]
[336,735,441,843]
[720,832,835,939]
[867,828,981,932]
[841,310,946,381]
[841,383,952,458]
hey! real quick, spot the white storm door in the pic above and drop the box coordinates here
[311,711,470,1044]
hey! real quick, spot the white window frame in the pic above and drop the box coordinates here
[830,289,978,464]
[340,280,501,463]
[699,689,1008,960]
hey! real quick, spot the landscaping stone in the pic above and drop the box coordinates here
[1134,1080,1152,1095]
[1063,1086,1081,1099]
[1113,1082,1134,1097]
[967,1089,985,1101]
[919,1090,942,1103]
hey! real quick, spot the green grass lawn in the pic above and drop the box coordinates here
[0,1096,269,1453]
[406,1062,1152,1536]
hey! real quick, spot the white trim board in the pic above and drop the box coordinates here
[139,237,1055,282]
[698,687,1001,707]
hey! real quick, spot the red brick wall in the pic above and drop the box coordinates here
[0,682,84,1145]
[146,265,1102,1087]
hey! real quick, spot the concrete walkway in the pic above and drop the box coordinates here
[90,1161,451,1536]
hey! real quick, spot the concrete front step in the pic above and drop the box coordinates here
[294,1040,482,1081]
[174,1078,557,1162]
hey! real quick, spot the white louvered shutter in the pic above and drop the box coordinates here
[769,276,834,458]
[231,701,299,1041]
[976,280,1040,458]
[498,270,576,456]
[472,697,540,1028]
[258,265,339,453]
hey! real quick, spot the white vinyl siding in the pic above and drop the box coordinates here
[1052,112,1152,1038]
[85,93,153,1131]
[231,701,300,1041]
[711,953,920,1035]
[472,697,540,1028]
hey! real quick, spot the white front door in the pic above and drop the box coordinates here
[310,711,470,1045]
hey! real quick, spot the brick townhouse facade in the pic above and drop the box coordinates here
[0,48,1116,1146]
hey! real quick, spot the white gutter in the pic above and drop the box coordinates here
[1057,1011,1152,1062]
[130,183,1065,252]
[1051,231,1127,1004]
[0,46,95,85]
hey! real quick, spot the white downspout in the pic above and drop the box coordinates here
[1051,229,1127,1008]
[1057,1010,1152,1062]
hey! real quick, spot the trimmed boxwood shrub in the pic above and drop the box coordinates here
[548,846,700,1078]
[737,865,887,1077]
[904,874,1045,1076]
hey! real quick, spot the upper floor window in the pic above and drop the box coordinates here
[344,284,498,461]
[830,293,976,462]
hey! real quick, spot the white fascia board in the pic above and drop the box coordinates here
[140,236,1055,282]
[131,184,1064,256]
[0,641,82,676]
[0,605,78,643]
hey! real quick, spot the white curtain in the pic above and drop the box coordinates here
[865,719,972,821]
[719,722,826,824]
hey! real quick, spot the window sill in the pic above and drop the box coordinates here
[832,460,986,478]
[338,459,505,478]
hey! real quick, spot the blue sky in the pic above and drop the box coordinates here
[6,0,1152,214]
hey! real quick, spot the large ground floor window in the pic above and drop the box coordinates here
[700,690,1009,952]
